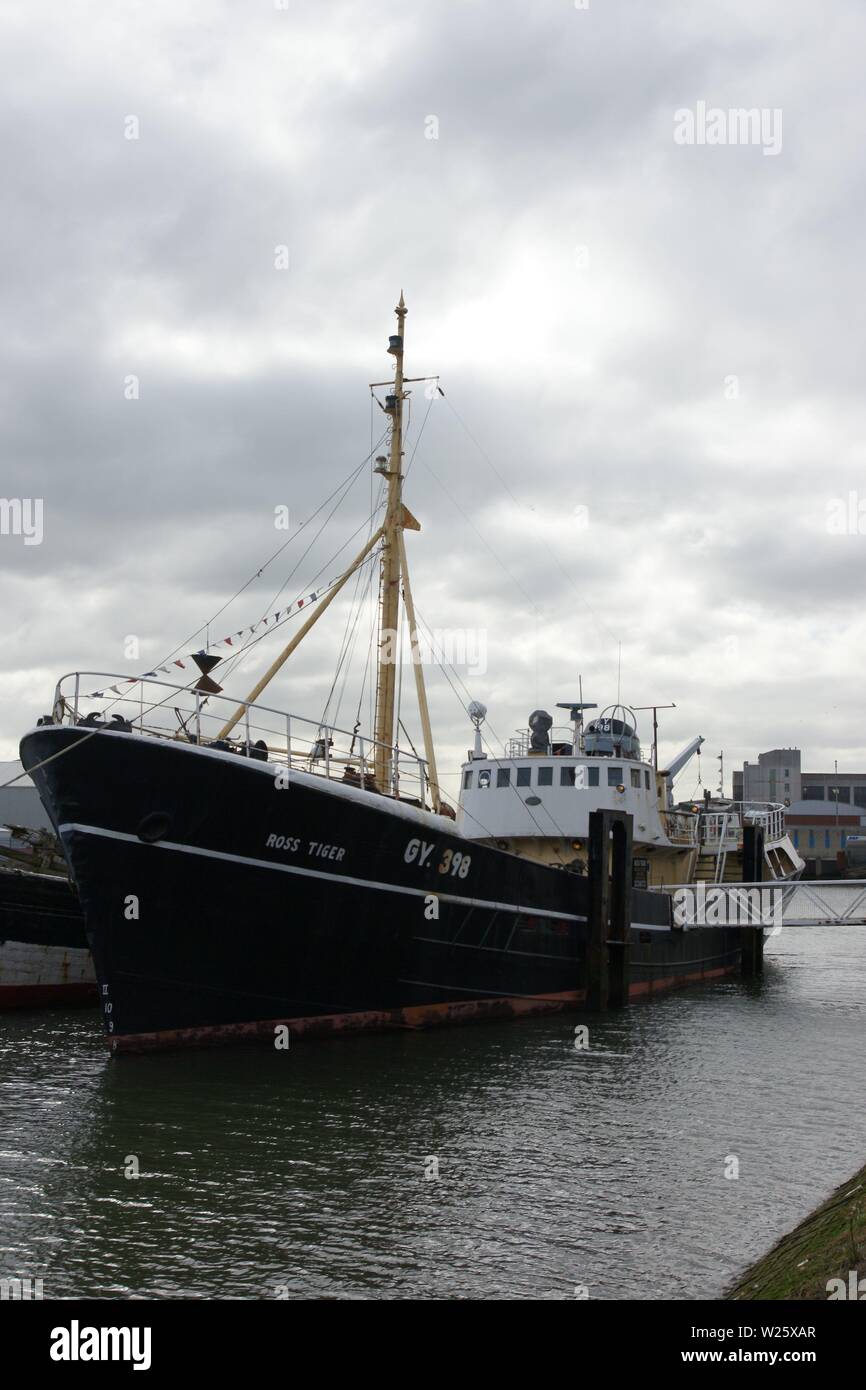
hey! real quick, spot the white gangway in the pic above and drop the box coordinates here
[653,880,866,930]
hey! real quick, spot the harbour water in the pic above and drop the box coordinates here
[2,924,865,1301]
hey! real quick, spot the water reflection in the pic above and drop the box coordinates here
[1,926,865,1299]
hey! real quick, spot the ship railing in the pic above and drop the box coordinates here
[698,812,743,850]
[50,671,430,808]
[504,727,581,758]
[659,810,699,846]
[698,801,786,846]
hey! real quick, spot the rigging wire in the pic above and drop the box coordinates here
[76,492,387,737]
[74,439,392,735]
[409,605,571,857]
[403,391,436,482]
[216,493,384,687]
[213,457,378,686]
[321,552,376,730]
[161,437,387,668]
[332,557,377,730]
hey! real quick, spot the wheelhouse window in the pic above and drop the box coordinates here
[561,766,575,786]
[497,767,511,788]
[516,767,531,787]
[463,770,473,790]
[537,766,553,786]
[630,769,641,788]
[478,768,491,789]
[608,766,623,786]
[644,770,650,789]
[587,766,599,787]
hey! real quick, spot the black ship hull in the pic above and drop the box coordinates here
[20,726,745,1051]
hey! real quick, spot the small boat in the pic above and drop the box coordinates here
[0,827,95,1010]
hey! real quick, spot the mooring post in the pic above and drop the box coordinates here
[742,824,765,884]
[608,815,633,1007]
[587,809,633,1009]
[741,824,765,976]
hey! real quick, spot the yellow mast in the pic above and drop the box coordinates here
[217,293,442,812]
[372,293,408,791]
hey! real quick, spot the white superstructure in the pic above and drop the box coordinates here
[456,702,804,886]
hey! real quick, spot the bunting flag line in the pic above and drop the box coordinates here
[193,577,341,654]
[84,575,343,699]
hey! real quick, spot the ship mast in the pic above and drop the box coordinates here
[372,293,440,808]
[372,294,408,792]
[216,293,441,813]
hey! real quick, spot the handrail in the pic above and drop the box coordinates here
[697,801,786,846]
[48,671,430,808]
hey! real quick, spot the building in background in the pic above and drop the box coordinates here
[0,761,52,831]
[732,748,801,803]
[733,749,866,876]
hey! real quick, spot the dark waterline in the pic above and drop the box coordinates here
[2,924,865,1300]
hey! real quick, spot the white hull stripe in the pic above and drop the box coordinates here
[57,822,585,923]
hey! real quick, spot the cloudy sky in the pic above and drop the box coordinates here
[2,0,865,802]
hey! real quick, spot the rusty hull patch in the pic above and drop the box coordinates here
[105,960,741,1055]
[107,991,585,1054]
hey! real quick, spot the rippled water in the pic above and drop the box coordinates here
[2,925,866,1300]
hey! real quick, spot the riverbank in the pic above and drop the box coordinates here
[728,1162,866,1300]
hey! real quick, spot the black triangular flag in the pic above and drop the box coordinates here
[192,651,221,676]
[194,673,223,695]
